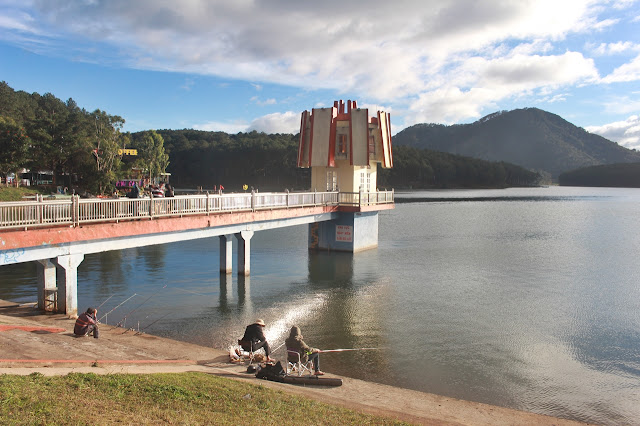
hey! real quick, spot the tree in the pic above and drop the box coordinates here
[27,93,71,185]
[0,117,30,186]
[133,130,169,183]
[85,109,127,194]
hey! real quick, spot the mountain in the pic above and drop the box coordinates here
[393,108,640,180]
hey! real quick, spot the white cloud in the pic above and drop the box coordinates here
[247,111,300,134]
[405,51,598,124]
[602,54,640,83]
[2,0,637,130]
[193,120,248,134]
[180,77,195,91]
[589,41,640,55]
[4,0,610,100]
[250,97,277,106]
[601,95,640,115]
[586,115,640,149]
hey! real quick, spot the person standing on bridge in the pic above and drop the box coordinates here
[239,319,274,362]
[74,307,99,339]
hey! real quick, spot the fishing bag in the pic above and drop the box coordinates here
[255,361,285,382]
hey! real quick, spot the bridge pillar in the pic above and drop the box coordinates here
[235,230,254,276]
[309,211,379,252]
[219,234,233,274]
[36,259,57,312]
[54,254,84,318]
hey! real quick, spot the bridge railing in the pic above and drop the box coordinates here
[339,189,395,206]
[0,190,393,230]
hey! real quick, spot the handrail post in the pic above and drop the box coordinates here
[149,192,154,218]
[286,189,289,208]
[251,189,255,211]
[359,188,363,208]
[38,194,43,224]
[206,192,210,215]
[72,195,79,227]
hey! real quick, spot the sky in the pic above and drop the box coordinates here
[0,0,639,149]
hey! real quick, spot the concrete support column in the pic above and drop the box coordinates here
[55,253,84,318]
[36,259,57,311]
[219,234,233,274]
[235,230,254,276]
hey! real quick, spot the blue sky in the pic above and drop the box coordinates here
[1,0,639,148]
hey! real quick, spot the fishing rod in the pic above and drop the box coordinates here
[115,284,167,328]
[319,348,381,353]
[96,294,115,309]
[98,293,137,323]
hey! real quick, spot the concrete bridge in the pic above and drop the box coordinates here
[0,190,393,317]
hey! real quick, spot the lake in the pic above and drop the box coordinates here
[1,186,639,424]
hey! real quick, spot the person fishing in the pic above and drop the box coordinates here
[74,307,99,339]
[239,319,274,362]
[285,325,324,375]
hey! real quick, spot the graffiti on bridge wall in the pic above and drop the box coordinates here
[0,248,25,264]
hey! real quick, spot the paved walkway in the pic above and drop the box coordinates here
[0,301,586,425]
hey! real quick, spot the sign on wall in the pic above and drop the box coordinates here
[336,225,353,242]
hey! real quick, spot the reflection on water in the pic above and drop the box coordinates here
[1,186,640,424]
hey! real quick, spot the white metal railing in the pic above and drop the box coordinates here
[0,190,393,230]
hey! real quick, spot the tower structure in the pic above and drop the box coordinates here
[298,100,393,193]
[298,100,394,252]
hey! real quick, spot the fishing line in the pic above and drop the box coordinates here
[137,312,172,334]
[115,284,168,328]
[172,287,209,297]
[98,293,137,322]
[96,294,115,309]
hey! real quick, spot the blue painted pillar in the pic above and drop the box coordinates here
[219,234,233,274]
[309,211,379,252]
[235,230,254,275]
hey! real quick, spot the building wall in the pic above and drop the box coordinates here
[310,160,378,192]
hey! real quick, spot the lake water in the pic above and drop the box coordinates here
[1,186,639,424]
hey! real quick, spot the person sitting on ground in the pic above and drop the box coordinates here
[74,307,99,339]
[239,319,274,362]
[285,325,324,375]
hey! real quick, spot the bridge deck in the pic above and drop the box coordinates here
[1,191,394,263]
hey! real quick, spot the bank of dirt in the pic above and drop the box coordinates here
[0,300,587,425]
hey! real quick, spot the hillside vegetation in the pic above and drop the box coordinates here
[157,129,540,190]
[0,81,168,195]
[393,108,640,180]
[1,80,541,193]
[559,162,640,187]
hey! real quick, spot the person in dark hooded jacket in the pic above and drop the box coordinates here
[285,325,324,375]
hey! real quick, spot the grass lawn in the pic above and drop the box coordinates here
[0,372,407,425]
[0,186,47,202]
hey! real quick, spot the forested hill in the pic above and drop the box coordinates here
[393,108,640,180]
[155,129,540,190]
[559,162,640,188]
